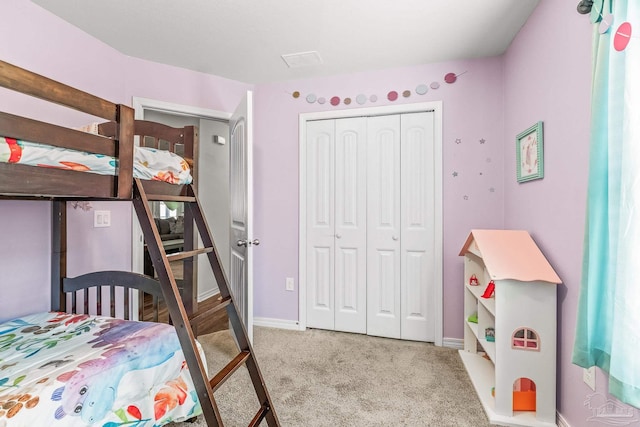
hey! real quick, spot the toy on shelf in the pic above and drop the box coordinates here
[468,312,478,323]
[481,280,495,298]
[469,274,480,286]
[485,327,495,342]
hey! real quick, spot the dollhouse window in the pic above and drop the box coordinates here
[512,327,540,351]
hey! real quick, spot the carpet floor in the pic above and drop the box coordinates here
[171,327,490,427]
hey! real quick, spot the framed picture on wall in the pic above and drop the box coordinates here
[516,121,544,183]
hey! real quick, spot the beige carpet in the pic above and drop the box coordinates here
[171,327,490,427]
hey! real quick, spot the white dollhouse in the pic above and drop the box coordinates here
[458,229,561,426]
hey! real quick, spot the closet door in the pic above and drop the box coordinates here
[366,115,401,339]
[306,120,335,330]
[334,118,367,333]
[400,112,436,341]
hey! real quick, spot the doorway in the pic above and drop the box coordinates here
[131,97,231,306]
[298,102,443,345]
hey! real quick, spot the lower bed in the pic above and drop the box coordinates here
[0,312,204,426]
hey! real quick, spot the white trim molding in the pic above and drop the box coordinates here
[298,101,444,346]
[254,317,304,331]
[443,337,464,350]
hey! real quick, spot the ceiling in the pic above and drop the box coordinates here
[32,0,539,84]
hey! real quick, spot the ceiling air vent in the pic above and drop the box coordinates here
[281,51,323,68]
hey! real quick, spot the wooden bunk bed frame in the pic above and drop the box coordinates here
[0,60,279,427]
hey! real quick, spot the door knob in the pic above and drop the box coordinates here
[392,236,399,241]
[237,239,260,247]
[336,234,342,239]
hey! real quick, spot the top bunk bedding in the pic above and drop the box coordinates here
[0,60,196,199]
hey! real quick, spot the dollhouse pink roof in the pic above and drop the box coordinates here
[459,229,561,284]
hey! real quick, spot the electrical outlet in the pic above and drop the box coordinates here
[285,277,295,291]
[583,367,596,391]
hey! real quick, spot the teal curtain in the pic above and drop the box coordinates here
[573,0,640,407]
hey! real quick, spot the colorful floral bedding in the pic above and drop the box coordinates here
[0,137,192,185]
[0,312,204,426]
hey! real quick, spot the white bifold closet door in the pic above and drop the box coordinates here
[306,112,435,342]
[306,118,367,333]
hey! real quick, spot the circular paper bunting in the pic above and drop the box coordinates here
[292,91,300,99]
[430,82,440,90]
[317,97,326,105]
[306,94,317,103]
[614,22,632,51]
[403,90,411,98]
[356,94,367,105]
[330,96,341,106]
[387,91,398,101]
[344,98,352,105]
[416,84,428,95]
[370,94,378,103]
[599,13,613,34]
[444,73,457,84]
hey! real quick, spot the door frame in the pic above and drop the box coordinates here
[298,101,444,346]
[130,97,231,316]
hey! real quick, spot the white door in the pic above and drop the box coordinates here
[229,91,254,342]
[400,112,435,342]
[366,115,402,339]
[306,118,368,333]
[334,118,367,333]
[306,120,336,330]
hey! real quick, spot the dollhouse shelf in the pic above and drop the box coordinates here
[459,229,561,427]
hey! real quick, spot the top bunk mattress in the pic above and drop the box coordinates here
[0,136,192,185]
[0,312,203,426]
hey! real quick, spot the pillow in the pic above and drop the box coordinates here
[170,216,184,234]
[157,218,171,235]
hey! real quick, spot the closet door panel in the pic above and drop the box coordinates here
[306,120,335,329]
[334,118,367,333]
[366,115,401,339]
[400,112,436,341]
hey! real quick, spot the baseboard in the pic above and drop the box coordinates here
[254,317,303,331]
[443,337,464,350]
[198,287,219,302]
[556,411,570,427]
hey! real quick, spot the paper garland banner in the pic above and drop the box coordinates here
[290,71,465,106]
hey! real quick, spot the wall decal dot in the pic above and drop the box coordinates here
[479,138,486,144]
[614,22,632,51]
[292,91,300,98]
[344,98,352,105]
[356,94,367,105]
[402,90,411,98]
[479,172,483,176]
[306,94,317,103]
[599,12,613,34]
[486,158,492,163]
[463,195,469,201]
[455,138,462,144]
[330,96,341,106]
[370,95,378,103]
[416,84,428,95]
[317,97,326,105]
[489,187,496,193]
[452,171,458,177]
[430,82,440,90]
[387,91,398,101]
[444,73,457,84]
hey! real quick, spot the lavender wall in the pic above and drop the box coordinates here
[0,0,251,321]
[252,58,507,337]
[502,0,630,425]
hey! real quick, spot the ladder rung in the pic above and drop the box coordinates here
[210,351,251,393]
[146,194,197,203]
[248,404,270,427]
[166,247,213,262]
[189,295,232,323]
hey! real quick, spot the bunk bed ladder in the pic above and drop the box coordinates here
[132,178,279,427]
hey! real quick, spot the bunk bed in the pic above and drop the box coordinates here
[0,60,279,427]
[0,59,204,426]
